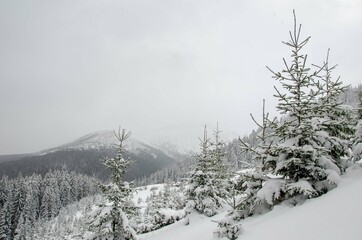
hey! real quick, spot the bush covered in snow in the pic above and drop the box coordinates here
[215,210,243,240]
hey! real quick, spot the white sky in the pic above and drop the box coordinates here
[0,0,361,154]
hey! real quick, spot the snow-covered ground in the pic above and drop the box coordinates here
[140,166,362,240]
[139,212,223,240]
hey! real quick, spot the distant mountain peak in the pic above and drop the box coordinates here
[38,130,150,155]
[0,130,185,181]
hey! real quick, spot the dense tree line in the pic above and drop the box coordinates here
[0,170,99,239]
[134,157,195,186]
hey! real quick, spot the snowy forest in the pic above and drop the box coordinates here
[1,11,362,240]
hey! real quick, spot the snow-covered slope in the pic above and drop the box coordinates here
[139,211,223,240]
[140,166,362,240]
[241,166,362,240]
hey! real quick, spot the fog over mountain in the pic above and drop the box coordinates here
[1,0,361,155]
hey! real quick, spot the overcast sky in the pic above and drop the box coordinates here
[0,0,361,154]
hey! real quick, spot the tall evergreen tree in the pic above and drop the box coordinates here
[14,184,39,240]
[312,50,356,169]
[9,177,27,239]
[0,197,11,240]
[215,177,244,240]
[0,176,8,209]
[186,126,222,217]
[239,99,276,168]
[210,123,231,199]
[262,11,342,205]
[40,177,61,220]
[234,100,275,217]
[87,127,137,240]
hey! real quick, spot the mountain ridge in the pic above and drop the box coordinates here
[0,130,185,181]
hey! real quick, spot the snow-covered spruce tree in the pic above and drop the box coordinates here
[220,118,276,238]
[216,108,275,239]
[186,126,222,217]
[0,176,8,209]
[214,178,244,240]
[8,177,27,239]
[239,99,277,169]
[14,184,39,240]
[228,100,276,219]
[0,197,11,240]
[86,127,137,240]
[210,123,232,200]
[40,178,62,220]
[312,50,356,169]
[262,11,343,205]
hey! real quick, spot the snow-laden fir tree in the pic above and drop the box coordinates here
[239,100,277,168]
[40,178,61,220]
[0,197,11,240]
[230,100,276,219]
[86,127,137,240]
[214,177,244,240]
[261,11,344,205]
[312,50,356,169]
[9,177,27,239]
[210,123,232,200]
[14,184,39,240]
[0,176,8,209]
[186,126,222,217]
[216,107,273,239]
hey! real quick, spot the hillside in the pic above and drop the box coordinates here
[140,166,362,240]
[28,165,362,239]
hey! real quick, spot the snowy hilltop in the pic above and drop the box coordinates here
[39,130,156,154]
